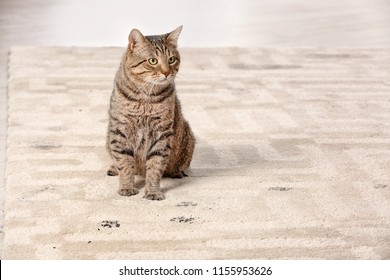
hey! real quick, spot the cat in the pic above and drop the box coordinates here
[106,26,195,200]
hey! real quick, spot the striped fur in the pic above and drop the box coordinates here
[106,26,195,200]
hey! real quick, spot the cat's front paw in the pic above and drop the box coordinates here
[118,188,139,196]
[144,191,165,201]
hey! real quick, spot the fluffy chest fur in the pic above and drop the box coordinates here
[113,92,175,156]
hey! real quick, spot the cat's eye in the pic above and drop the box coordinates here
[148,58,158,65]
[168,56,176,64]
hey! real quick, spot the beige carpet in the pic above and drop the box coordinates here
[3,47,390,259]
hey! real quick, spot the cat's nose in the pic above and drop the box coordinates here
[162,70,171,77]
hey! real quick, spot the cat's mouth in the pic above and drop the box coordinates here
[153,76,173,84]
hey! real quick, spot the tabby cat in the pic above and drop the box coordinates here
[106,26,195,200]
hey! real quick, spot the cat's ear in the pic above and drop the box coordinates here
[166,25,183,46]
[128,29,147,51]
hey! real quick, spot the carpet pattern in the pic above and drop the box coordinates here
[3,47,390,259]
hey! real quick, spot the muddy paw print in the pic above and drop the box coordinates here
[100,220,120,228]
[170,216,195,224]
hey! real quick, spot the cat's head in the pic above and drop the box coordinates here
[126,26,182,85]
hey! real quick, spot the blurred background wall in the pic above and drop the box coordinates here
[1,0,389,47]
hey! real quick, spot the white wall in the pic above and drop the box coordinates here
[36,0,390,47]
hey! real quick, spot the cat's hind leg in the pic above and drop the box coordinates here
[164,122,195,180]
[106,164,119,176]
[165,171,188,179]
